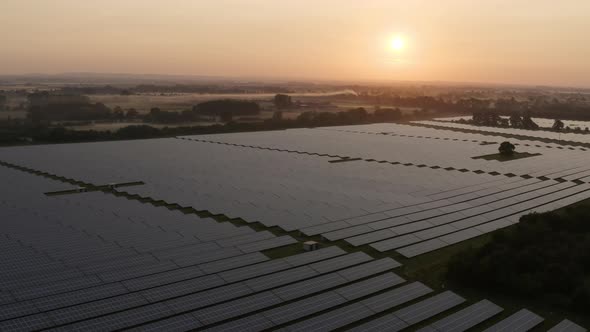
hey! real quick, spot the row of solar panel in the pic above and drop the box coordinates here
[0,248,402,331]
[294,169,590,257]
[3,125,580,233]
[419,119,590,146]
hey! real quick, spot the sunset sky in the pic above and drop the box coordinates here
[2,0,590,87]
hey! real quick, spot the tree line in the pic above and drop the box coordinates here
[467,110,539,129]
[462,110,590,133]
[58,84,292,95]
[360,94,590,121]
[25,94,263,124]
[0,107,404,145]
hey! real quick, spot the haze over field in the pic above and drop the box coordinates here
[2,0,590,87]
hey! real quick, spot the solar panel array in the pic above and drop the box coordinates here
[0,121,588,330]
[0,164,480,331]
[0,168,487,331]
[420,118,590,145]
[434,116,590,133]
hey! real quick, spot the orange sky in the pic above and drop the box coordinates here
[2,0,590,87]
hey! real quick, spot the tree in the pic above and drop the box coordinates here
[522,111,539,129]
[297,111,316,124]
[126,108,139,118]
[552,119,564,131]
[0,95,7,110]
[509,112,523,128]
[472,112,484,125]
[113,106,124,120]
[447,206,590,315]
[485,111,502,126]
[116,125,160,139]
[219,111,233,122]
[499,141,516,156]
[374,108,402,121]
[274,94,293,109]
[341,108,368,123]
[195,100,260,117]
[272,111,283,122]
[473,111,502,127]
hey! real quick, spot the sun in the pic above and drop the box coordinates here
[391,36,405,51]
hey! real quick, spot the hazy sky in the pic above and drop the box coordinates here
[2,0,590,86]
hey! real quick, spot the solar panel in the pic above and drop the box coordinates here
[347,313,409,332]
[98,260,179,282]
[345,229,396,246]
[13,275,104,300]
[393,291,465,325]
[33,282,129,312]
[245,266,318,292]
[204,313,275,332]
[344,212,390,226]
[48,293,147,325]
[548,319,588,332]
[439,228,483,245]
[0,313,55,332]
[483,309,544,332]
[284,302,375,332]
[361,282,433,313]
[237,235,298,253]
[396,238,448,258]
[173,247,245,267]
[218,260,291,283]
[334,273,405,301]
[271,273,348,301]
[283,246,346,266]
[164,282,252,314]
[371,234,421,252]
[123,265,206,292]
[322,225,374,241]
[198,252,269,274]
[125,314,202,332]
[192,291,282,326]
[262,291,347,325]
[337,258,402,281]
[0,301,39,321]
[61,302,174,331]
[139,274,225,302]
[215,230,275,247]
[426,299,503,332]
[308,252,373,274]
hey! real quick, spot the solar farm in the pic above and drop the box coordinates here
[0,120,588,331]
